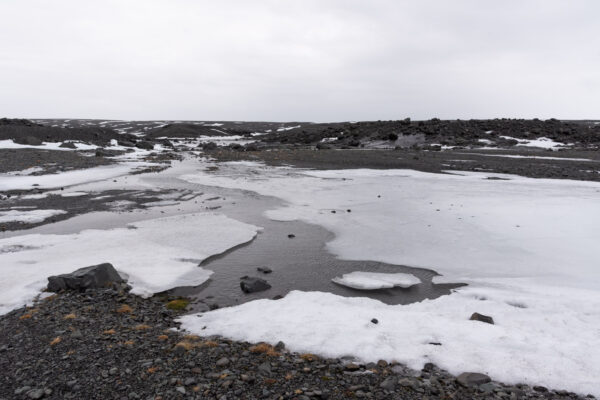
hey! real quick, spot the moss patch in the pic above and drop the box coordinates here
[166,298,190,311]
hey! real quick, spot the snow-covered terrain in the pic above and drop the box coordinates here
[0,163,146,191]
[179,161,600,396]
[0,213,259,315]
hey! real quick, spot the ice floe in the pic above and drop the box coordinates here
[332,271,420,289]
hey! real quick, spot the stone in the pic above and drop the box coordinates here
[456,372,491,387]
[27,388,45,399]
[371,318,378,324]
[201,141,218,150]
[258,361,271,375]
[135,141,154,150]
[240,277,271,294]
[47,263,124,292]
[59,141,77,149]
[14,136,43,146]
[257,267,272,274]
[379,376,397,391]
[216,357,230,367]
[469,312,494,324]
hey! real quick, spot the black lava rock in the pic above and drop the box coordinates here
[469,312,494,324]
[47,263,124,292]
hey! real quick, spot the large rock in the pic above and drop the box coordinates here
[47,263,123,292]
[240,277,271,293]
[456,372,491,387]
[135,141,155,150]
[59,141,77,149]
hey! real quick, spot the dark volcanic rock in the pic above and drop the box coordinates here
[135,141,155,150]
[240,277,271,293]
[470,312,495,324]
[59,141,77,149]
[13,136,43,146]
[201,141,218,150]
[47,263,124,292]
[0,118,133,145]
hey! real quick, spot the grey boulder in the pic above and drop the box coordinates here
[240,277,271,293]
[47,263,124,292]
[456,372,491,387]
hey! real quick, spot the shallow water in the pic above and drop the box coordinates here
[2,160,463,309]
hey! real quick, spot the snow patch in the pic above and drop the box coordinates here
[0,213,260,314]
[0,209,67,224]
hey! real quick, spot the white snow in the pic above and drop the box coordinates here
[180,162,600,396]
[0,139,97,151]
[0,163,144,191]
[276,125,301,132]
[477,139,494,145]
[454,152,594,162]
[5,167,45,176]
[499,136,568,149]
[0,213,259,314]
[0,209,67,224]
[332,271,420,290]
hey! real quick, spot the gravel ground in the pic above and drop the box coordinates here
[0,149,112,174]
[0,286,593,400]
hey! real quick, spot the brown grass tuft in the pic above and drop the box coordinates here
[103,329,116,335]
[147,366,159,374]
[202,340,218,348]
[300,353,319,362]
[175,341,195,351]
[134,324,151,331]
[124,340,135,346]
[19,313,33,320]
[249,343,280,357]
[157,335,169,341]
[50,336,61,346]
[183,334,201,341]
[63,313,76,320]
[116,304,133,314]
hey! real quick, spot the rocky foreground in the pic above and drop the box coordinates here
[0,285,593,400]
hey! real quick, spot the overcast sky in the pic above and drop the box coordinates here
[0,1,598,122]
